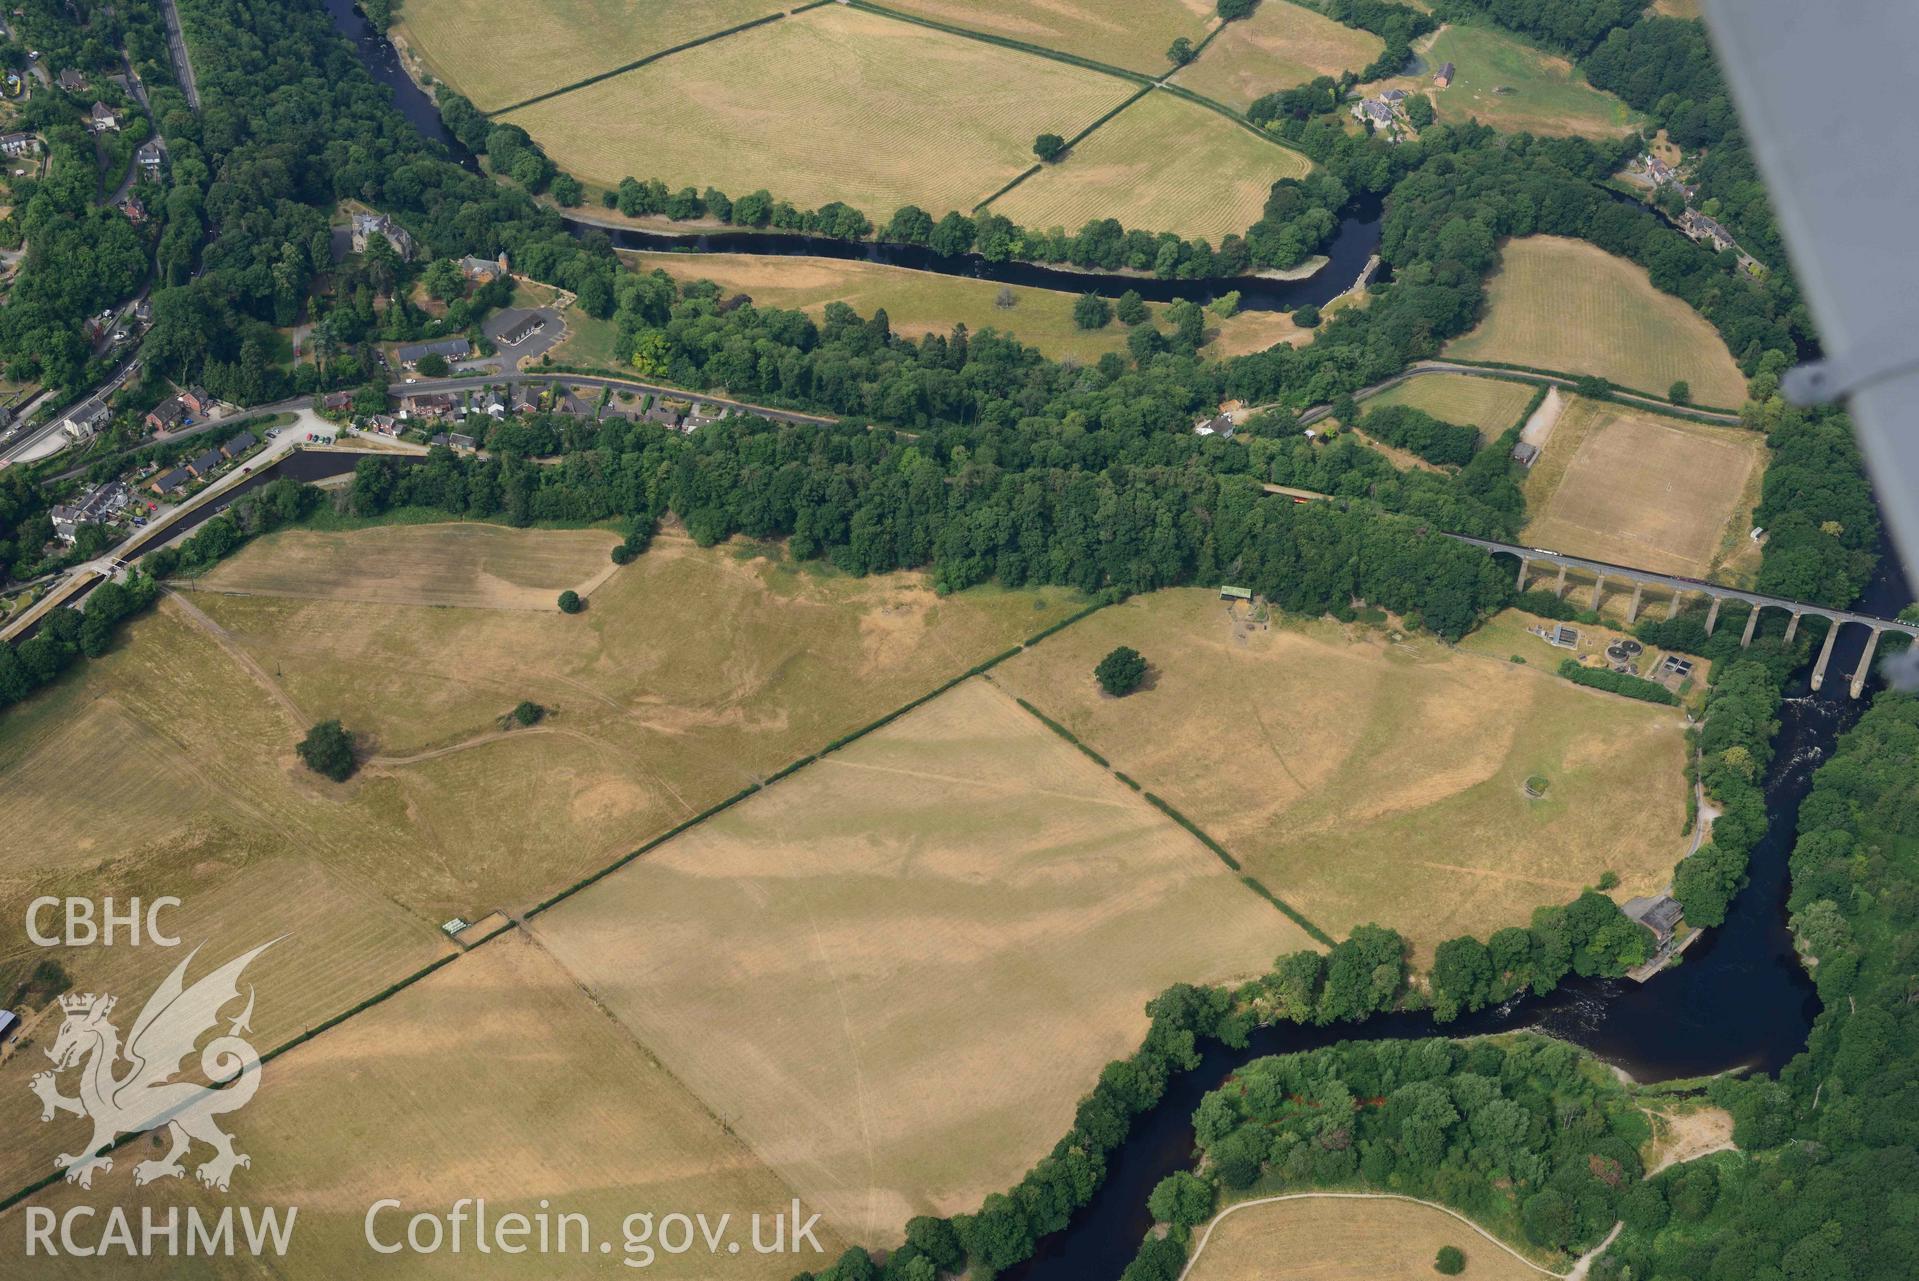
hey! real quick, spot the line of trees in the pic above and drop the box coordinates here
[1354,403,1481,466]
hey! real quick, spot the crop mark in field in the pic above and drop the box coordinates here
[819,754,1139,810]
[1416,861,1589,890]
[164,589,308,727]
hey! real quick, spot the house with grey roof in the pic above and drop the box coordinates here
[186,447,225,478]
[351,211,415,261]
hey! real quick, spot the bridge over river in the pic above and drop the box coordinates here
[1451,535,1919,697]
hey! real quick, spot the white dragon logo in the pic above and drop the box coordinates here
[28,941,275,1192]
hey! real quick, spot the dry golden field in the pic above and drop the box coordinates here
[1365,373,1540,439]
[13,932,838,1279]
[624,251,1306,361]
[0,534,1082,1202]
[883,0,1215,72]
[503,6,1133,217]
[1445,236,1748,404]
[1173,0,1384,109]
[190,523,622,610]
[1518,397,1768,581]
[394,0,788,111]
[530,678,1305,1244]
[992,591,1691,960]
[992,90,1312,242]
[1186,1195,1550,1281]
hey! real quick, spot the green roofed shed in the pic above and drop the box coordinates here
[1220,586,1253,601]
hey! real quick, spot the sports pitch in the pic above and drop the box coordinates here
[992,590,1690,960]
[1172,0,1384,109]
[1445,236,1748,405]
[990,90,1312,243]
[502,6,1134,220]
[1518,396,1768,581]
[529,677,1305,1242]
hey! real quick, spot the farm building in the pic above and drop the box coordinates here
[0,1009,16,1044]
[394,337,471,367]
[1511,441,1540,467]
[1434,61,1455,87]
[1220,586,1253,602]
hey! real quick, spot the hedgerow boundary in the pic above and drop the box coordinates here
[1002,691,1336,945]
[486,0,835,118]
[0,589,1123,1215]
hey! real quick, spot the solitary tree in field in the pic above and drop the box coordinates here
[1033,133,1066,163]
[1116,289,1148,325]
[1095,646,1148,696]
[995,286,1017,310]
[557,590,584,614]
[1073,292,1112,330]
[1167,36,1196,65]
[1435,1245,1466,1274]
[1668,379,1691,404]
[297,720,356,782]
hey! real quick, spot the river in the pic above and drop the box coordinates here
[303,10,1916,1271]
[320,0,1382,311]
[1008,524,1913,1281]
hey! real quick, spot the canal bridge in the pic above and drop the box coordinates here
[1449,535,1919,698]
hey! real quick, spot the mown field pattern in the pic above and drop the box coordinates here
[624,251,1305,360]
[992,90,1311,242]
[1172,0,1384,109]
[19,932,836,1279]
[395,0,789,111]
[994,591,1690,960]
[504,6,1134,218]
[1364,373,1538,440]
[532,678,1305,1244]
[1518,397,1767,581]
[1446,236,1748,404]
[1393,23,1639,138]
[1186,1195,1548,1281]
[881,0,1214,73]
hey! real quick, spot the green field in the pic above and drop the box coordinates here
[882,0,1215,73]
[1365,372,1540,439]
[993,590,1691,961]
[503,5,1134,219]
[620,250,1307,362]
[1380,23,1639,139]
[394,0,789,111]
[992,90,1312,242]
[1173,0,1384,109]
[1446,236,1749,404]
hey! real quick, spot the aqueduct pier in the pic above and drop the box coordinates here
[1450,535,1919,698]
